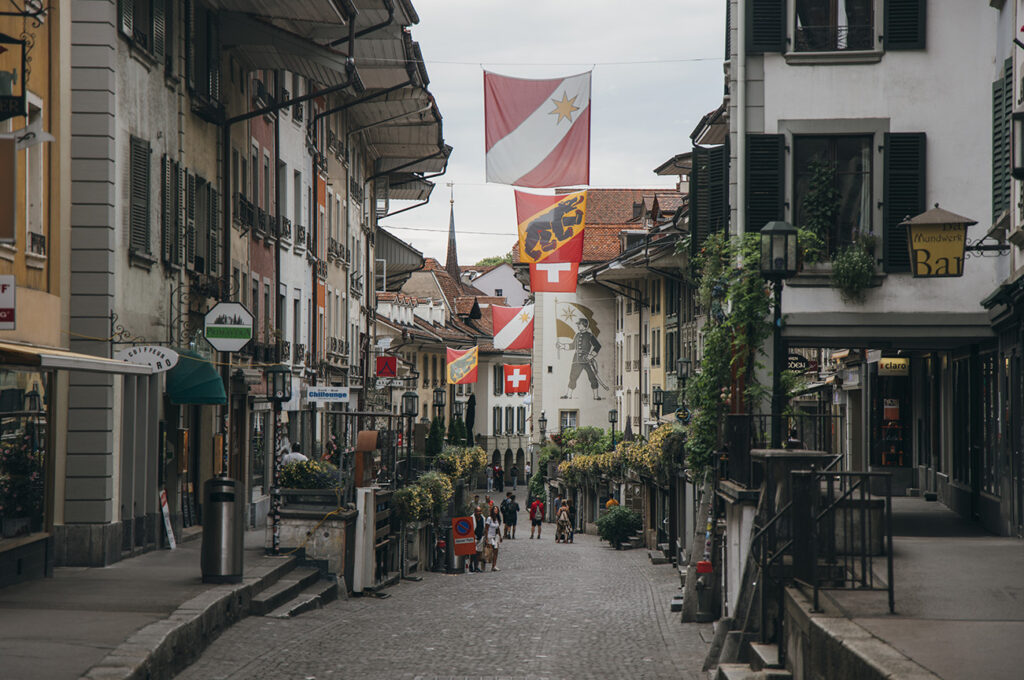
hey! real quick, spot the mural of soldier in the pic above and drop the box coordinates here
[557,304,607,399]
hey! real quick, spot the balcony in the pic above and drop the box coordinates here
[234,194,255,230]
[349,177,363,202]
[278,340,291,363]
[280,217,292,242]
[28,232,46,256]
[317,259,328,280]
[328,237,340,260]
[293,100,304,122]
[296,224,307,248]
[294,343,306,365]
[350,272,363,293]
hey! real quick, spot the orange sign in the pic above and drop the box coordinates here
[451,516,477,556]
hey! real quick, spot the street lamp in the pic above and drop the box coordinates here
[676,357,692,386]
[401,391,418,486]
[432,385,445,418]
[265,364,293,555]
[453,399,465,418]
[759,221,799,448]
[652,386,664,420]
[608,408,619,448]
[538,411,547,442]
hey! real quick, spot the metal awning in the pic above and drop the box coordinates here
[0,341,153,375]
[376,228,424,291]
[385,173,434,201]
[165,350,227,405]
[206,0,353,44]
[220,13,357,86]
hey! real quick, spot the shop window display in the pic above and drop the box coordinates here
[0,369,48,540]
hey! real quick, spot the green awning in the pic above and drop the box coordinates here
[165,350,226,405]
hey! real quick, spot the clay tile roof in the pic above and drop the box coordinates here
[454,297,476,315]
[422,258,443,271]
[376,292,398,302]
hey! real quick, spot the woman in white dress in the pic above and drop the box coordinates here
[484,505,503,571]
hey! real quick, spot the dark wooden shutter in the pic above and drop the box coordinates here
[153,0,166,63]
[993,58,1012,223]
[746,134,785,233]
[209,188,221,277]
[118,0,133,38]
[747,0,785,54]
[129,136,151,253]
[883,132,926,273]
[207,12,220,102]
[175,163,186,265]
[884,0,926,50]
[161,154,172,262]
[724,2,732,61]
[184,0,196,92]
[689,144,729,255]
[185,172,196,270]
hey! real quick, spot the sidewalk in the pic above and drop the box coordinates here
[825,497,1024,680]
[0,529,293,680]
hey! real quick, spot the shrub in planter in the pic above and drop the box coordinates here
[831,241,876,303]
[279,459,340,489]
[596,506,642,549]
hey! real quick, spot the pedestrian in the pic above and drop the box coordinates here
[785,428,805,449]
[529,497,545,539]
[507,494,520,539]
[470,494,481,514]
[510,463,519,490]
[525,460,532,482]
[282,442,308,465]
[554,493,562,517]
[485,464,494,491]
[565,499,575,543]
[469,505,486,573]
[556,500,571,543]
[484,505,503,571]
[500,492,514,538]
[485,494,494,512]
[496,464,504,492]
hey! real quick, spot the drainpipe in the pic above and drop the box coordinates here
[736,0,746,237]
[329,0,395,48]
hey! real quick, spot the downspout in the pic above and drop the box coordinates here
[329,0,395,48]
[736,0,746,237]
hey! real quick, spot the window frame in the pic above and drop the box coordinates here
[784,0,885,63]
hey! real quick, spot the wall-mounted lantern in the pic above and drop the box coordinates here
[901,205,977,278]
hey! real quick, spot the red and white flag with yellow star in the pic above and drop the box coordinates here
[484,71,591,188]
[492,304,534,350]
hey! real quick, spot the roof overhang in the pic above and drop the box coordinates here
[206,0,355,43]
[376,228,425,291]
[0,342,153,375]
[385,173,434,201]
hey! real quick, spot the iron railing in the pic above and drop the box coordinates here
[794,24,873,52]
[721,413,846,489]
[29,232,46,256]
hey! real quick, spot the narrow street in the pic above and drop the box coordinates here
[175,510,711,680]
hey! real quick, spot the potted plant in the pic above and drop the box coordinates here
[596,505,642,549]
[279,459,343,507]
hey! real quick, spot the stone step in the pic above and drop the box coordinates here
[649,550,671,565]
[251,566,322,615]
[712,664,792,680]
[670,594,685,612]
[264,578,338,619]
[747,643,781,671]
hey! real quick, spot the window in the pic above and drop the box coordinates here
[505,406,514,434]
[263,154,271,213]
[250,147,259,207]
[494,288,503,297]
[186,0,220,103]
[795,0,874,52]
[493,364,504,396]
[25,102,44,257]
[293,170,302,228]
[129,136,151,254]
[793,135,872,254]
[263,283,270,343]
[666,331,677,372]
[559,410,578,432]
[118,0,168,62]
[652,329,661,367]
[493,406,501,435]
[517,406,526,434]
[252,278,260,336]
[651,280,661,314]
[293,298,301,352]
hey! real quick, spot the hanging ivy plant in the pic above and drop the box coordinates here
[830,240,875,303]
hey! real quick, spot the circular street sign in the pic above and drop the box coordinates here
[114,345,179,372]
[204,302,254,352]
[455,519,471,534]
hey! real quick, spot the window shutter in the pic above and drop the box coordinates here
[689,143,729,256]
[129,136,151,254]
[883,132,926,273]
[209,189,221,277]
[884,0,926,50]
[161,154,172,262]
[175,163,185,265]
[724,2,732,61]
[185,0,196,92]
[746,134,785,233]
[185,172,196,270]
[992,58,1012,223]
[207,13,220,101]
[747,0,785,54]
[118,0,133,38]
[153,0,166,63]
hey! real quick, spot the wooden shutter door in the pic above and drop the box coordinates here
[175,163,186,265]
[153,0,166,63]
[747,0,785,54]
[129,136,151,253]
[185,172,196,270]
[689,144,729,255]
[746,134,785,233]
[161,154,172,262]
[993,58,1012,223]
[883,132,926,273]
[184,0,196,92]
[118,0,134,38]
[884,0,926,51]
[209,189,221,277]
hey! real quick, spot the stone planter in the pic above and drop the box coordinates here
[269,500,358,581]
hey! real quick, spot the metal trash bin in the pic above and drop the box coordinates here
[201,477,243,583]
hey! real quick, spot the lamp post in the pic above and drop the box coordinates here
[759,221,799,448]
[652,386,664,421]
[608,408,619,448]
[401,390,418,485]
[432,386,446,420]
[538,411,547,442]
[265,364,292,555]
[454,399,465,419]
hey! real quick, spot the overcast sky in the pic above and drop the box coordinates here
[380,0,727,265]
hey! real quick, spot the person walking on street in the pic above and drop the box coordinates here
[529,497,545,539]
[565,499,575,543]
[496,465,504,492]
[486,465,494,491]
[484,505,503,571]
[510,463,519,490]
[500,492,513,538]
[504,493,520,539]
[556,501,571,543]
[525,461,532,483]
[469,506,486,573]
[554,493,562,517]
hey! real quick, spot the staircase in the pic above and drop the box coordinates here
[712,642,791,680]
[251,560,339,619]
[618,533,644,550]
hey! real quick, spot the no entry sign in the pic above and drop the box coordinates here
[451,516,477,556]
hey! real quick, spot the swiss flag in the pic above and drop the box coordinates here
[503,364,531,394]
[530,261,579,293]
[484,71,591,188]
[492,304,534,350]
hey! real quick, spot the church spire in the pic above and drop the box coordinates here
[445,184,461,285]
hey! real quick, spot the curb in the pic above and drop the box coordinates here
[81,555,297,680]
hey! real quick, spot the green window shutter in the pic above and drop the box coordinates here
[185,172,196,270]
[118,0,133,39]
[747,0,785,54]
[746,134,785,233]
[689,143,729,256]
[209,189,221,277]
[129,136,151,254]
[153,0,166,63]
[993,58,1012,223]
[161,154,172,262]
[883,132,926,273]
[884,0,926,51]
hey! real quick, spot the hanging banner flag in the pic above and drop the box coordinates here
[503,364,532,394]
[447,346,479,385]
[492,304,534,350]
[530,261,579,293]
[376,355,397,377]
[516,189,586,264]
[484,70,591,188]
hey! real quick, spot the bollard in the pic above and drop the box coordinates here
[201,477,243,583]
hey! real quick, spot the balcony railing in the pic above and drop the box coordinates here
[28,232,46,256]
[317,259,328,280]
[296,224,307,248]
[278,340,291,363]
[349,177,363,202]
[234,194,255,230]
[294,343,306,364]
[280,217,292,241]
[293,100,304,121]
[794,24,873,52]
[328,237,340,260]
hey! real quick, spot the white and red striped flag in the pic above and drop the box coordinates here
[492,304,534,350]
[484,70,591,188]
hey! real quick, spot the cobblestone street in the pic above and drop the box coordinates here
[176,511,711,680]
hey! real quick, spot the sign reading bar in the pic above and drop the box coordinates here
[306,386,350,403]
[114,345,179,372]
[878,357,909,377]
[0,274,13,329]
[907,223,967,278]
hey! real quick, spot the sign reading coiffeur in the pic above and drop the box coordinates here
[114,345,179,372]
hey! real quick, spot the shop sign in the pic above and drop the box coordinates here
[203,302,253,352]
[0,34,26,123]
[115,345,179,372]
[0,274,13,329]
[878,357,909,377]
[907,223,967,278]
[306,385,350,403]
[884,398,900,421]
[375,377,405,388]
[787,353,810,372]
[376,356,397,377]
